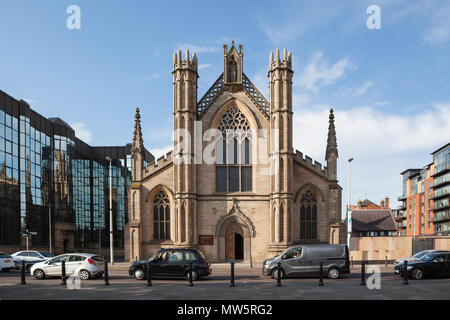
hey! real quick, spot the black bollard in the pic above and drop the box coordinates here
[230,262,235,287]
[360,261,366,286]
[104,261,109,285]
[188,262,193,287]
[61,260,67,286]
[147,261,152,287]
[319,262,324,286]
[403,260,409,285]
[276,262,282,287]
[21,261,26,285]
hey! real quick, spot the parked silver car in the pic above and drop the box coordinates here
[11,250,54,270]
[0,252,15,272]
[262,244,350,279]
[30,253,105,280]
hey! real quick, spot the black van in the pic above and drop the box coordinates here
[129,248,211,281]
[262,244,350,279]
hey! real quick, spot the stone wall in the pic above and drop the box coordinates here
[350,236,450,261]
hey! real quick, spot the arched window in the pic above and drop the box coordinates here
[216,106,252,192]
[153,190,170,240]
[300,190,317,240]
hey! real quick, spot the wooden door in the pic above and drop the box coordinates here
[225,232,234,260]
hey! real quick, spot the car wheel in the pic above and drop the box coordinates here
[271,267,284,279]
[26,265,31,272]
[79,270,91,280]
[133,268,145,280]
[187,270,198,281]
[327,267,340,279]
[33,269,45,280]
[95,273,103,279]
[411,268,423,280]
[2,268,10,272]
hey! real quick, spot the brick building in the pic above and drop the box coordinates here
[397,142,450,237]
[124,43,346,263]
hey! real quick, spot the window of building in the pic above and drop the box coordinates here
[153,190,170,240]
[215,106,252,192]
[300,190,317,240]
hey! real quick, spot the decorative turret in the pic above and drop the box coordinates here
[132,108,144,155]
[268,47,294,251]
[223,41,243,84]
[131,108,145,181]
[173,47,199,246]
[325,108,338,181]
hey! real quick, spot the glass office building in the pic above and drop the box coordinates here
[0,90,153,254]
[431,143,450,235]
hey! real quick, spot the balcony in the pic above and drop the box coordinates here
[432,164,450,177]
[432,175,450,188]
[398,220,407,228]
[431,187,450,200]
[433,201,450,211]
[394,210,407,219]
[432,210,450,223]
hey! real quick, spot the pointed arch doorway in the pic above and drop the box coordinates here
[225,223,244,261]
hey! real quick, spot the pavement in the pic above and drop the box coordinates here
[1,264,449,300]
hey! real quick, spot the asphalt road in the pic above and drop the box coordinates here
[1,265,449,300]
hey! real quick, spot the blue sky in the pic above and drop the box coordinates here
[1,0,449,215]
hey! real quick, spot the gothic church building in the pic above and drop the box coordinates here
[125,43,345,263]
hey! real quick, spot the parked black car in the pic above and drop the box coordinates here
[128,248,211,281]
[394,252,450,280]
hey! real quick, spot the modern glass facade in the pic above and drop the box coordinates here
[431,143,450,234]
[0,90,153,253]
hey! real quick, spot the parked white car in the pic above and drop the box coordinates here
[30,253,105,280]
[11,251,54,270]
[0,252,15,272]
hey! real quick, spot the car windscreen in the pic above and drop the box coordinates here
[39,252,54,258]
[149,250,163,261]
[413,251,429,259]
[197,250,208,262]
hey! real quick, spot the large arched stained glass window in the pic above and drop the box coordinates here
[216,106,252,192]
[300,190,317,240]
[153,191,170,240]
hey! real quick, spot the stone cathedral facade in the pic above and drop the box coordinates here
[125,43,346,263]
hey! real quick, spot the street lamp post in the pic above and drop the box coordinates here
[98,212,102,257]
[48,204,52,254]
[106,157,114,264]
[347,157,354,250]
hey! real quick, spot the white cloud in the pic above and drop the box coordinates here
[422,4,450,45]
[149,145,173,162]
[22,98,36,105]
[175,44,219,53]
[254,2,345,44]
[251,71,269,98]
[296,52,355,93]
[70,122,92,143]
[292,103,450,216]
[337,81,373,98]
[198,64,211,70]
